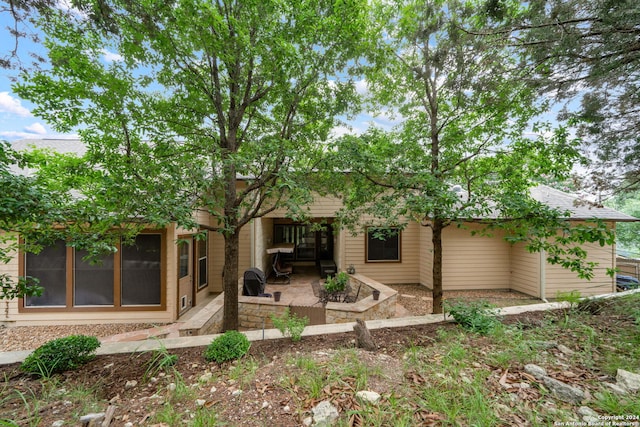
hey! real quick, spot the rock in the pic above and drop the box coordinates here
[524,364,547,380]
[51,421,64,427]
[167,383,176,392]
[79,412,105,423]
[210,386,217,393]
[124,380,137,389]
[531,341,557,349]
[283,405,291,413]
[557,344,575,355]
[261,401,269,409]
[196,399,206,406]
[604,382,628,395]
[232,389,243,397]
[103,363,114,369]
[577,406,599,423]
[542,377,585,404]
[311,400,339,427]
[124,423,133,427]
[356,390,381,404]
[303,416,313,426]
[616,369,640,392]
[200,372,213,382]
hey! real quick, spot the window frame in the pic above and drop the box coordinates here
[19,230,166,313]
[365,227,402,263]
[196,235,208,291]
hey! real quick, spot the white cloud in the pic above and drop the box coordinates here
[0,131,38,139]
[102,49,123,62]
[355,79,369,96]
[24,123,47,135]
[0,92,31,117]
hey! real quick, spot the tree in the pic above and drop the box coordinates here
[480,0,640,195]
[14,0,369,330]
[333,0,609,314]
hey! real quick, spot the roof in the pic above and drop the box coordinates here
[530,185,637,222]
[11,138,87,156]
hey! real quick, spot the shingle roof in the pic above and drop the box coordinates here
[11,138,86,156]
[530,184,637,221]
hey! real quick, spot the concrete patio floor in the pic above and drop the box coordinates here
[263,265,325,306]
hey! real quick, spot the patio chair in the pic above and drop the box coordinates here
[343,282,362,303]
[271,253,293,284]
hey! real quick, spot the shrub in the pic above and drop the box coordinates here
[271,308,309,342]
[446,300,501,335]
[21,335,100,377]
[204,330,251,364]
[324,271,349,293]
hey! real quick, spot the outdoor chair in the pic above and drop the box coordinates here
[271,253,293,284]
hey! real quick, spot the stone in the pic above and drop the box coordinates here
[124,423,134,427]
[604,382,628,395]
[200,372,213,382]
[52,421,65,427]
[210,386,217,393]
[167,383,176,392]
[232,390,243,397]
[531,341,557,349]
[557,344,575,355]
[196,399,206,406]
[577,406,599,423]
[283,405,291,413]
[524,364,547,380]
[356,390,381,404]
[261,401,269,409]
[79,412,105,423]
[303,416,313,426]
[311,400,339,427]
[124,380,137,389]
[542,377,585,404]
[616,369,640,392]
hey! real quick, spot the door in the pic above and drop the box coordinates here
[177,237,193,316]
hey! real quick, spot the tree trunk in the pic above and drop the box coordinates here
[431,218,444,314]
[222,229,240,331]
[353,319,376,351]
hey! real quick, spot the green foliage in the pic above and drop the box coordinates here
[140,343,178,382]
[20,335,100,377]
[556,290,582,306]
[204,331,251,364]
[446,300,501,335]
[270,308,309,342]
[323,271,349,294]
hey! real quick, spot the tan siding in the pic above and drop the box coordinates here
[254,218,273,273]
[419,226,433,287]
[0,233,20,320]
[544,240,616,298]
[265,194,342,218]
[510,242,541,297]
[442,225,511,290]
[208,226,252,293]
[345,222,421,284]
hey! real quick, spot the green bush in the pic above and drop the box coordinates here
[21,335,100,377]
[204,330,251,364]
[324,271,349,293]
[446,300,501,335]
[271,307,309,342]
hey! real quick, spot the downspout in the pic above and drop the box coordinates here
[540,248,548,303]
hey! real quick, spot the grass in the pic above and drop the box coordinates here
[0,293,638,426]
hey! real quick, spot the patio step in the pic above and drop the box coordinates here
[100,323,181,344]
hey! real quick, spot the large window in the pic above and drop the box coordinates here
[273,223,333,261]
[121,234,162,306]
[74,248,114,306]
[25,240,68,307]
[366,227,401,262]
[22,233,163,310]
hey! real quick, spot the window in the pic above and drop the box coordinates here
[25,240,67,307]
[197,236,207,290]
[21,232,164,311]
[366,227,401,262]
[74,249,114,306]
[121,234,162,306]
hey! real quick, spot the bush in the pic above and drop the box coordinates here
[446,300,501,335]
[271,308,309,342]
[204,330,251,364]
[324,271,349,293]
[21,335,100,377]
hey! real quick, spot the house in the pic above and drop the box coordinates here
[0,139,636,327]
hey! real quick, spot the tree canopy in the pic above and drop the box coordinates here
[12,0,370,329]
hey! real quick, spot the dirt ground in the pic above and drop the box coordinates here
[0,288,553,426]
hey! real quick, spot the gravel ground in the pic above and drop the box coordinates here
[0,287,540,352]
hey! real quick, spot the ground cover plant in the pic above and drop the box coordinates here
[0,293,638,426]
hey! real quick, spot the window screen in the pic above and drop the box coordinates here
[121,234,162,305]
[366,228,400,262]
[25,240,67,306]
[178,242,189,279]
[74,249,114,306]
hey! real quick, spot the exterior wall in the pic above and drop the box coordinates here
[344,221,421,284]
[254,217,273,274]
[419,226,433,287]
[264,194,342,218]
[544,239,616,298]
[208,225,252,293]
[510,242,541,297]
[441,224,511,290]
